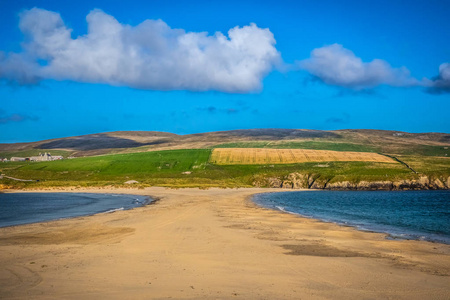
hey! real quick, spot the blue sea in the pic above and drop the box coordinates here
[0,193,153,228]
[253,190,450,244]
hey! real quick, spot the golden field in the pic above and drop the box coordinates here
[210,148,396,165]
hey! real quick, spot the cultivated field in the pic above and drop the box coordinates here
[210,148,396,165]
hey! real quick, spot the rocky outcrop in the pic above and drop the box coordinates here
[267,177,283,188]
[326,181,358,190]
[253,173,450,191]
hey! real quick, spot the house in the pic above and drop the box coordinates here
[29,153,64,161]
[10,157,26,161]
[30,153,51,161]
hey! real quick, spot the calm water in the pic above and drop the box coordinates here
[253,190,450,244]
[0,193,153,228]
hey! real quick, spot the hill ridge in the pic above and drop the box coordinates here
[1,129,449,158]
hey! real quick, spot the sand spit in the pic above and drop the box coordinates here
[0,187,449,299]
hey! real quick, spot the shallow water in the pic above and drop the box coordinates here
[0,192,152,227]
[253,190,450,244]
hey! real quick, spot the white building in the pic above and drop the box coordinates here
[10,157,26,161]
[30,152,60,161]
[9,152,64,162]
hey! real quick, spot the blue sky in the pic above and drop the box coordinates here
[0,0,449,143]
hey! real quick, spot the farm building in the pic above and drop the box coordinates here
[30,153,63,161]
[10,157,26,161]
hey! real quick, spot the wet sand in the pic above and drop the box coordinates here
[0,187,449,299]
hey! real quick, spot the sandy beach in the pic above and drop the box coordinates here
[0,187,449,299]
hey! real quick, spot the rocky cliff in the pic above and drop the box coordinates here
[253,173,450,191]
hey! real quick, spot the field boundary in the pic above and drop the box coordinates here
[383,154,418,174]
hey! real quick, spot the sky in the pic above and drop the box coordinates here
[0,0,449,143]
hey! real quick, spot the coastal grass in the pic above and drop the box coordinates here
[397,155,450,177]
[1,149,210,177]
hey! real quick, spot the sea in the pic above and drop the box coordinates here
[253,190,450,244]
[0,193,153,228]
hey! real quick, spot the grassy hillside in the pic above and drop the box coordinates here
[0,129,448,189]
[0,149,425,189]
[397,155,450,177]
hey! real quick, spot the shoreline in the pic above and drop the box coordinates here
[250,190,450,245]
[0,191,154,229]
[2,188,449,245]
[0,187,449,299]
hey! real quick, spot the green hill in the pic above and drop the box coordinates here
[0,129,449,190]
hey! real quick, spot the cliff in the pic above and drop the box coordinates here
[254,173,450,191]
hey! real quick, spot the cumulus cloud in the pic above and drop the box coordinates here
[425,63,450,94]
[0,8,280,92]
[299,44,418,89]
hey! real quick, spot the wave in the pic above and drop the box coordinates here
[101,207,125,214]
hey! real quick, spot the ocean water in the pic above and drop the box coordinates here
[0,193,153,228]
[253,190,450,244]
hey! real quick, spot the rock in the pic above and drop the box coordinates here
[418,176,430,186]
[253,173,449,191]
[326,181,358,190]
[433,179,445,189]
[124,180,139,184]
[182,171,192,175]
[393,180,425,190]
[357,181,393,190]
[309,176,329,189]
[281,181,293,189]
[310,180,326,189]
[267,177,283,188]
[286,173,308,189]
[393,180,411,190]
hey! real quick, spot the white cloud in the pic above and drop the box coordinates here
[299,44,418,89]
[0,8,280,92]
[425,63,450,94]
